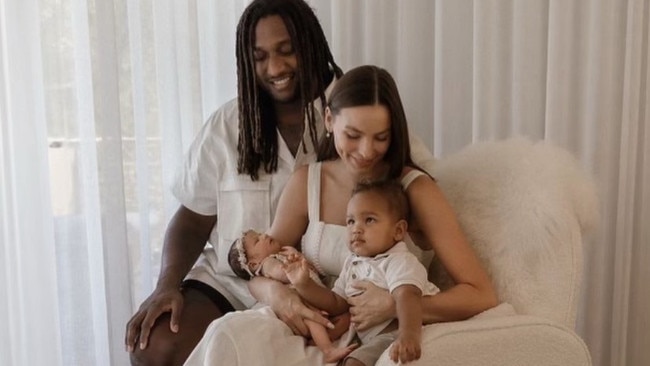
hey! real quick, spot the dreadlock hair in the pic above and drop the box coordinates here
[351,179,410,223]
[317,65,415,180]
[236,0,343,180]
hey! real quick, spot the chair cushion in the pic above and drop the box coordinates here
[376,305,592,366]
[429,138,599,327]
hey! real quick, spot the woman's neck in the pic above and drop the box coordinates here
[331,159,391,184]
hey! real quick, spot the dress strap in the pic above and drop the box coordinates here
[401,169,426,190]
[307,162,322,221]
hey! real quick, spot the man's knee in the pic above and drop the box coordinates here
[129,313,192,366]
[130,329,185,366]
[128,288,225,365]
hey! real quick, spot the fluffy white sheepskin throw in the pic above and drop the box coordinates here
[430,138,599,328]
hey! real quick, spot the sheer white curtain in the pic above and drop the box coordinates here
[1,0,648,365]
[1,0,246,365]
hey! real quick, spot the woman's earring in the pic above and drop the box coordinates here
[326,131,331,138]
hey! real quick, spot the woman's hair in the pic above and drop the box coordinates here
[351,179,410,222]
[317,65,415,180]
[236,0,343,180]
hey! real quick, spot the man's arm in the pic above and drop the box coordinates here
[159,206,216,288]
[125,205,216,351]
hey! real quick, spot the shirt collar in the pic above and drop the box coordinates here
[352,241,409,261]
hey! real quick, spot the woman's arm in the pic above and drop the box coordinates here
[247,166,336,334]
[248,276,332,336]
[407,175,497,322]
[266,166,310,245]
[348,174,497,329]
[248,166,310,302]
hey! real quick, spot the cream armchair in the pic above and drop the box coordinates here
[377,138,598,366]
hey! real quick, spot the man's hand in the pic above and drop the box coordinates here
[124,285,183,352]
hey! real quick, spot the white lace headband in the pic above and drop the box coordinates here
[234,235,255,278]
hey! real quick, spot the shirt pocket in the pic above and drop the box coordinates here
[215,176,271,275]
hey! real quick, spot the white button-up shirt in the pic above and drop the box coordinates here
[332,241,440,342]
[171,95,327,307]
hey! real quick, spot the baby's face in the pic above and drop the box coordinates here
[346,191,402,257]
[241,230,282,270]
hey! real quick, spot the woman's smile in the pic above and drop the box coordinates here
[328,104,392,175]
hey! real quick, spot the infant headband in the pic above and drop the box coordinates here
[234,235,255,278]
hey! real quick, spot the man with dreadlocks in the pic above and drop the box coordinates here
[125,1,435,365]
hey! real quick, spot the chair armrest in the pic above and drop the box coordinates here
[375,313,592,366]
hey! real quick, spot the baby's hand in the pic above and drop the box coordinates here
[284,257,311,286]
[280,246,300,258]
[389,333,421,363]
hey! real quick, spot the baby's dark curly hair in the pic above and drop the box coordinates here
[351,179,410,222]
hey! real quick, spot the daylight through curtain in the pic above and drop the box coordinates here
[1,1,647,365]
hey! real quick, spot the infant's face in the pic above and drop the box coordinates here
[346,191,401,257]
[242,230,282,270]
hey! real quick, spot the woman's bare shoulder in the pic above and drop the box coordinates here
[319,160,342,182]
[289,164,311,184]
[400,166,435,187]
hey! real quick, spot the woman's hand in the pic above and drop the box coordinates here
[327,312,351,340]
[347,280,396,331]
[124,285,183,352]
